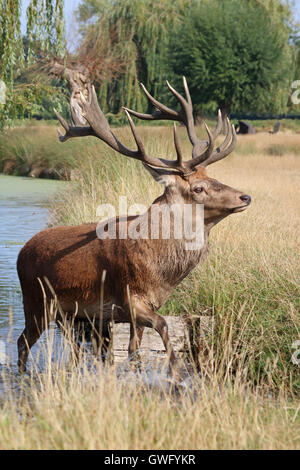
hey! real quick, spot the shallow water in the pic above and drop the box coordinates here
[0,174,66,374]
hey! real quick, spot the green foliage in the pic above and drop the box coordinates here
[26,0,66,62]
[76,0,187,115]
[1,0,298,128]
[170,0,294,116]
[0,0,66,128]
[0,0,23,87]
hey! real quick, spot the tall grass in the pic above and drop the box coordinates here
[1,358,300,450]
[0,126,299,449]
[1,119,300,176]
[0,312,299,450]
[51,127,300,393]
[0,125,98,176]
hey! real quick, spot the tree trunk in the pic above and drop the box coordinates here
[49,60,92,125]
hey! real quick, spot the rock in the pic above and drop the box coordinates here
[236,120,256,135]
[103,315,214,364]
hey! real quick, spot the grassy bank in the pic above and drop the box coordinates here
[0,125,299,449]
[1,118,300,178]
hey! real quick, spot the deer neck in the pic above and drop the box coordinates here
[144,191,210,287]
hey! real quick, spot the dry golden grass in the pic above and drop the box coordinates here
[0,126,299,450]
[1,372,300,450]
[0,331,299,450]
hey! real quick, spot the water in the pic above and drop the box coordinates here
[0,174,66,372]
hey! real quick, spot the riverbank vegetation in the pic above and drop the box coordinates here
[2,120,300,178]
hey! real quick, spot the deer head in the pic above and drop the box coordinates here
[54,77,251,228]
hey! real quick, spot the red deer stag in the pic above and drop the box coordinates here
[17,78,251,375]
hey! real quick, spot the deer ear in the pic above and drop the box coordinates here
[143,165,176,187]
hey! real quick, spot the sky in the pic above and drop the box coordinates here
[294,0,300,22]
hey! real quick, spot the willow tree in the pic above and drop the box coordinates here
[26,0,65,61]
[75,0,188,115]
[0,0,65,126]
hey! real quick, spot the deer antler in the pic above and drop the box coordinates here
[125,77,236,168]
[54,78,236,174]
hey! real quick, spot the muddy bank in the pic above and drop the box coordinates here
[1,158,78,180]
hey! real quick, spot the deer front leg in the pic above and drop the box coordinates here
[128,323,145,362]
[129,301,179,379]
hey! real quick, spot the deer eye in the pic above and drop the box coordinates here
[193,186,204,194]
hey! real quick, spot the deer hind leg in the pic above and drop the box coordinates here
[17,311,48,373]
[91,320,112,362]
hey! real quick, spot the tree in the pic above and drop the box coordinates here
[0,0,65,127]
[75,0,188,116]
[170,0,294,119]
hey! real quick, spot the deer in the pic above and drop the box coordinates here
[17,78,251,376]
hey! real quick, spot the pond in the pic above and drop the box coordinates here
[0,174,66,375]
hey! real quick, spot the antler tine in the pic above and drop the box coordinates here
[219,118,232,150]
[123,108,186,172]
[123,109,147,160]
[125,83,180,122]
[173,123,184,170]
[188,123,215,170]
[183,109,222,151]
[213,109,223,140]
[165,78,208,159]
[182,76,192,106]
[201,123,237,167]
[140,83,179,119]
[53,107,96,142]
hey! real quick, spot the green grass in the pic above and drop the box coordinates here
[251,118,300,133]
[266,144,299,156]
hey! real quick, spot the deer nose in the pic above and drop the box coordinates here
[240,195,251,205]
